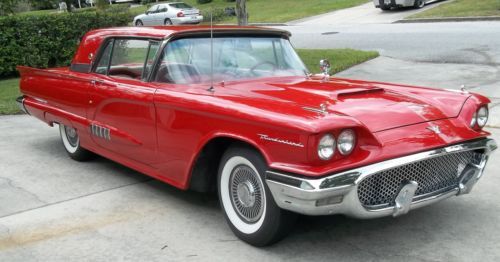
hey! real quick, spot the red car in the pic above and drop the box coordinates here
[17,26,497,246]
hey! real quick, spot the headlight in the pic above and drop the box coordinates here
[318,134,335,160]
[470,111,477,128]
[477,106,489,127]
[337,129,356,155]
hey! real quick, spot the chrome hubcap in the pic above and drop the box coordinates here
[64,126,78,147]
[229,165,264,223]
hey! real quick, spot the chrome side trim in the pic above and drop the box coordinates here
[90,123,111,141]
[265,138,496,218]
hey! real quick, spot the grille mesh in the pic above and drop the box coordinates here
[357,150,483,208]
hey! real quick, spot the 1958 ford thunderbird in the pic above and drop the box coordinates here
[17,26,497,246]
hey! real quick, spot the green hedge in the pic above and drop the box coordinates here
[0,11,131,77]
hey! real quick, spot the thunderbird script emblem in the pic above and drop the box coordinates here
[427,125,441,134]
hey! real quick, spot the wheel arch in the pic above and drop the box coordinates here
[188,133,270,193]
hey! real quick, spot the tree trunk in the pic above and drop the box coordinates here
[64,0,72,12]
[236,0,248,26]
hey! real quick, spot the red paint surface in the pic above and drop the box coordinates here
[17,26,491,190]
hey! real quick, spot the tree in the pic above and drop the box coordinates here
[0,0,17,15]
[236,0,248,25]
[29,0,58,10]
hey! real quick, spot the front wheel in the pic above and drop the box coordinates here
[59,124,93,161]
[217,146,297,246]
[135,20,143,26]
[164,18,173,25]
[414,0,425,8]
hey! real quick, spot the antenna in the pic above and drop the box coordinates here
[208,8,215,93]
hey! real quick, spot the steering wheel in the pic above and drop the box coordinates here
[250,61,277,75]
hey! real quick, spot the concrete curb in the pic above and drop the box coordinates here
[396,16,500,23]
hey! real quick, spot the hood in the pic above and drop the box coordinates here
[220,77,470,133]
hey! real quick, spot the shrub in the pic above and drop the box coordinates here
[0,11,131,77]
[202,7,228,22]
[197,0,213,4]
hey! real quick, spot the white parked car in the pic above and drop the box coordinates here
[373,0,437,10]
[133,2,203,26]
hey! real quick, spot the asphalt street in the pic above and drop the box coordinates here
[288,1,449,25]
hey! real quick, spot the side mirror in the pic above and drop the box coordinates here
[319,59,331,75]
[319,59,331,82]
[145,11,150,15]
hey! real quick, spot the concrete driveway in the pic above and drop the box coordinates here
[289,1,449,25]
[0,115,499,261]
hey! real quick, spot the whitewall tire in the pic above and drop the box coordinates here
[59,124,93,161]
[217,145,297,246]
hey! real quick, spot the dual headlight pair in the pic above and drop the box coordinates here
[318,129,356,160]
[470,106,489,129]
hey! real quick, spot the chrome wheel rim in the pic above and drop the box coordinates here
[417,0,424,7]
[64,126,79,147]
[229,165,264,223]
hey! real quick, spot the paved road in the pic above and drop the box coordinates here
[0,115,499,261]
[289,1,448,25]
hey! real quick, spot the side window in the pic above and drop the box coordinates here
[143,41,161,80]
[109,39,150,79]
[158,6,168,13]
[147,5,158,14]
[95,40,113,75]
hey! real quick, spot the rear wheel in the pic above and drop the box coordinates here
[164,18,173,25]
[59,124,93,161]
[217,145,297,246]
[414,0,425,8]
[135,20,143,26]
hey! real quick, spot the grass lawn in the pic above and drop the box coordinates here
[410,0,500,19]
[298,49,379,74]
[131,0,369,23]
[0,48,378,115]
[0,78,21,115]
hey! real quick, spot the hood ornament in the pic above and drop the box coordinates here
[303,102,329,116]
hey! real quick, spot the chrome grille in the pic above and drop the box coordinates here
[358,150,483,208]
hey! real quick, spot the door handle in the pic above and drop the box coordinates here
[91,79,105,86]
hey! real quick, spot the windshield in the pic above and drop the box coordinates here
[154,37,308,84]
[147,5,158,13]
[169,3,193,9]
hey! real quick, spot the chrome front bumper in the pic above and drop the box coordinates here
[266,139,497,218]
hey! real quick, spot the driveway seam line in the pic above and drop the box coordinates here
[0,179,152,220]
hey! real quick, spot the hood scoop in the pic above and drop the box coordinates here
[334,87,385,100]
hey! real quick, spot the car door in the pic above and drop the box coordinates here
[87,38,161,166]
[144,5,158,26]
[155,5,169,25]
